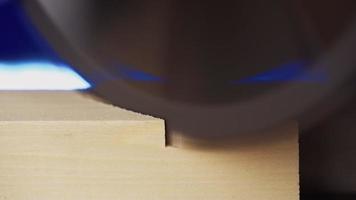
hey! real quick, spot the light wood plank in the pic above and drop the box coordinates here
[0,92,298,200]
[0,92,165,148]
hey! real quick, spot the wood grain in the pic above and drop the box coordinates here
[0,92,298,200]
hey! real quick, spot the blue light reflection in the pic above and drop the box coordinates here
[231,61,327,84]
[0,61,91,90]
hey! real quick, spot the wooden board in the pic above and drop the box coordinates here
[0,92,165,148]
[0,92,299,200]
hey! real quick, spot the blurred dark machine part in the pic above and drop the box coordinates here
[22,0,356,136]
[20,0,356,197]
[298,0,356,196]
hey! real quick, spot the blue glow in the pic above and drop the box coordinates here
[231,61,327,84]
[0,0,9,5]
[0,1,91,90]
[0,0,60,61]
[117,66,163,82]
[0,61,91,90]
